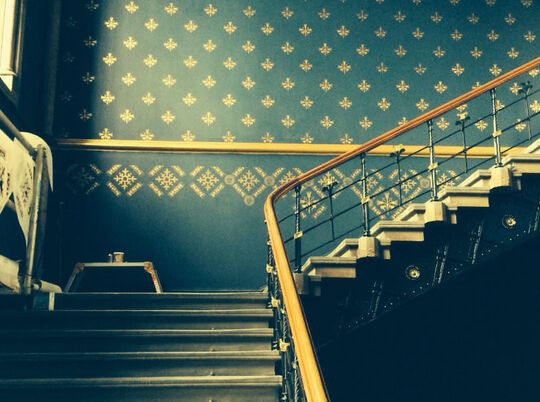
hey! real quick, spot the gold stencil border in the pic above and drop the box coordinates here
[55,139,523,157]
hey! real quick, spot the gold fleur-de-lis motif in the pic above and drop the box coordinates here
[223,21,237,34]
[357,10,368,21]
[184,56,197,68]
[79,109,92,121]
[261,23,274,35]
[86,0,99,11]
[319,43,332,55]
[298,59,312,72]
[299,24,312,36]
[201,112,216,125]
[434,81,447,93]
[376,62,388,73]
[468,13,479,23]
[242,76,255,90]
[242,114,255,127]
[416,98,429,111]
[182,93,197,106]
[202,75,216,88]
[182,130,195,141]
[359,116,372,129]
[452,63,464,76]
[489,64,502,76]
[394,45,407,57]
[431,12,442,23]
[281,6,293,19]
[470,46,482,59]
[486,0,496,6]
[396,80,409,93]
[300,96,313,109]
[261,58,274,71]
[242,40,255,53]
[320,116,334,129]
[105,17,118,30]
[320,79,333,92]
[261,95,275,108]
[281,42,294,54]
[412,27,424,39]
[222,94,236,107]
[397,117,408,126]
[301,133,313,144]
[204,3,217,16]
[165,2,178,15]
[504,13,515,25]
[223,57,236,70]
[337,25,350,38]
[509,82,521,95]
[281,77,295,90]
[141,92,155,105]
[414,63,427,74]
[394,11,406,22]
[318,8,330,19]
[433,46,445,57]
[374,27,386,38]
[487,30,499,41]
[282,115,295,128]
[340,134,353,144]
[84,36,97,47]
[339,97,352,109]
[356,44,369,56]
[357,80,371,92]
[125,1,138,14]
[524,31,536,42]
[203,40,216,52]
[164,38,177,51]
[223,131,235,142]
[103,53,117,66]
[507,48,519,59]
[100,91,115,104]
[99,128,113,139]
[377,98,391,111]
[161,110,175,124]
[261,132,274,143]
[450,29,463,41]
[120,109,134,123]
[140,129,153,141]
[436,117,450,130]
[143,54,157,68]
[185,20,198,32]
[122,72,136,86]
[529,100,540,113]
[475,120,488,131]
[145,18,158,31]
[243,5,256,17]
[123,36,137,50]
[522,0,533,7]
[338,61,351,74]
[162,74,176,88]
[529,69,539,78]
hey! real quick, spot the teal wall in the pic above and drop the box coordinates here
[53,0,539,290]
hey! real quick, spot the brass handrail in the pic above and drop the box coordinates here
[264,55,540,401]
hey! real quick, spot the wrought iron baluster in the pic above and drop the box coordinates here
[390,146,405,206]
[360,153,371,236]
[519,81,533,141]
[490,88,502,166]
[456,115,471,173]
[294,185,302,273]
[322,180,338,241]
[427,120,439,200]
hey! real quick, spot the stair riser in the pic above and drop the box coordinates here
[0,359,278,378]
[0,386,281,402]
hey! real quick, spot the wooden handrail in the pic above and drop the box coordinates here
[264,55,540,401]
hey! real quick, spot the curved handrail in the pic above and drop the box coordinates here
[264,55,540,401]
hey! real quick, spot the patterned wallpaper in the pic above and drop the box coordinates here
[54,0,539,144]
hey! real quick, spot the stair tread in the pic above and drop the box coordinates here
[0,309,273,316]
[57,292,268,299]
[0,328,274,336]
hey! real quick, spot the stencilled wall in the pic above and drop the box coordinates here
[54,0,539,289]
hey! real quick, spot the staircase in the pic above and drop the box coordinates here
[0,292,282,401]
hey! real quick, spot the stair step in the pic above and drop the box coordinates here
[0,351,280,378]
[54,292,269,310]
[0,375,282,401]
[0,328,274,352]
[0,309,273,329]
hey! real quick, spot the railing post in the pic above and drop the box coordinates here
[456,115,471,173]
[390,146,405,206]
[427,120,438,201]
[490,88,503,166]
[519,81,533,141]
[294,185,302,273]
[360,153,371,236]
[322,180,338,241]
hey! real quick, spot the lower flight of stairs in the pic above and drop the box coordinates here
[0,292,281,401]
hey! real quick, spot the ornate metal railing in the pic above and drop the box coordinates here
[264,56,540,402]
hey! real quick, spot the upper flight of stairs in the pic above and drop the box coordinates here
[0,292,281,401]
